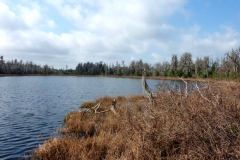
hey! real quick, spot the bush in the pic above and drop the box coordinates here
[176,70,183,77]
[200,73,207,78]
[32,81,240,159]
[182,73,188,78]
[229,71,238,79]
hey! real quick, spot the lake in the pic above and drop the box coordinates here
[0,76,186,159]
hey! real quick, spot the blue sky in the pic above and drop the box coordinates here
[0,0,240,69]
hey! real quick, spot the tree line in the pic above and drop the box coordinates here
[1,47,239,78]
[0,57,57,74]
[76,47,240,78]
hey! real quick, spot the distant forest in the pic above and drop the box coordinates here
[0,47,239,78]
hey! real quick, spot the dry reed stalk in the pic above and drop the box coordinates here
[32,81,240,160]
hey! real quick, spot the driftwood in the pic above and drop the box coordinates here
[142,69,155,106]
[82,99,117,114]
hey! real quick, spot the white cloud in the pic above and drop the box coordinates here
[46,0,84,27]
[0,0,240,69]
[46,20,56,29]
[19,6,42,28]
[179,26,240,59]
[0,2,27,30]
[151,52,170,64]
[151,53,161,60]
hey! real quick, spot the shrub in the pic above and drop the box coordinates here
[32,80,240,160]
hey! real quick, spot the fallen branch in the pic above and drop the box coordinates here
[96,109,111,114]
[84,99,117,114]
[93,102,102,113]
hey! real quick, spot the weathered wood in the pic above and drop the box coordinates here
[83,99,117,114]
[110,99,117,114]
[142,69,154,106]
[178,76,188,97]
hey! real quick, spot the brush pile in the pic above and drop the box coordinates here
[32,80,240,159]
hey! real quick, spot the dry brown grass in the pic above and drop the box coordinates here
[32,80,240,160]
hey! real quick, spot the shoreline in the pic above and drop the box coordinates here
[32,81,240,159]
[0,74,235,82]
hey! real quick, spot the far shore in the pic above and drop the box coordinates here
[0,73,238,82]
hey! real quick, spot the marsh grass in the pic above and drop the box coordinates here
[32,80,240,160]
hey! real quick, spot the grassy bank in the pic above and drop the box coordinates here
[32,80,240,159]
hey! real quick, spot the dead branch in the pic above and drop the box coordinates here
[93,102,102,113]
[142,69,154,106]
[227,53,240,67]
[96,109,111,114]
[178,76,188,97]
[83,99,117,114]
[195,82,217,107]
[195,82,211,103]
[196,79,221,106]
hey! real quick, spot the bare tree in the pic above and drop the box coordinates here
[178,52,193,76]
[195,58,203,77]
[219,57,232,76]
[154,62,162,76]
[129,61,136,76]
[0,56,4,73]
[203,56,210,77]
[162,61,170,76]
[227,48,240,73]
[115,61,120,75]
[170,54,178,72]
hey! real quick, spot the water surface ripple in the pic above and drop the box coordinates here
[0,76,182,159]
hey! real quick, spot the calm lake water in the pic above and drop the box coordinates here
[0,76,186,159]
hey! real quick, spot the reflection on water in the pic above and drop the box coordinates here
[0,76,187,159]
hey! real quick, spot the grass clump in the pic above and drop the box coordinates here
[32,80,240,159]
